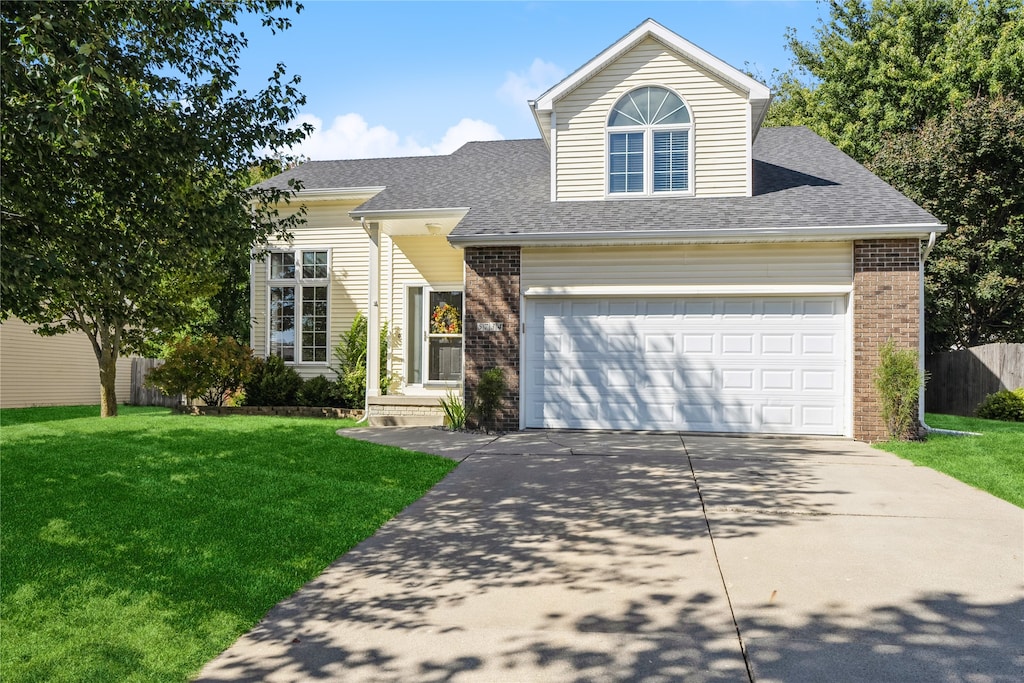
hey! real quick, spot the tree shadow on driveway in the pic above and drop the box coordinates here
[195,440,1022,682]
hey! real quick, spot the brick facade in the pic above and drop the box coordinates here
[463,246,521,431]
[462,240,923,440]
[852,239,922,442]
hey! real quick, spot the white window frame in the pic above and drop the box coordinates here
[266,247,331,366]
[405,283,464,388]
[606,86,695,198]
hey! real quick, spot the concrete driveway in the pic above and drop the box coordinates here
[196,430,1023,683]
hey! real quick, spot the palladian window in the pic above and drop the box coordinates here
[608,86,692,195]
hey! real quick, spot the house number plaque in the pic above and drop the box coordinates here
[477,322,503,332]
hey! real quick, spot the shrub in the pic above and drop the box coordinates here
[472,367,507,431]
[438,390,468,430]
[333,313,392,408]
[242,356,304,406]
[874,339,926,440]
[976,388,1024,422]
[145,335,255,407]
[296,375,338,407]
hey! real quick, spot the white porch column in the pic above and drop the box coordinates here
[365,221,381,398]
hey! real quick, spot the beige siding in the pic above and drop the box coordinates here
[0,318,132,408]
[384,235,464,385]
[554,37,749,200]
[522,243,853,291]
[252,200,369,379]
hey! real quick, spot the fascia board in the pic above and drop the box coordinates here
[534,19,770,111]
[448,223,947,247]
[297,187,387,201]
[349,207,470,220]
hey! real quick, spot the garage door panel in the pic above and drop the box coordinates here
[524,296,847,435]
[762,335,795,354]
[803,405,838,428]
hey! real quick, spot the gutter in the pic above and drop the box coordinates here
[917,232,980,437]
[448,222,946,248]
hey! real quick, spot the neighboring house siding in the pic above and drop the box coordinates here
[522,243,853,291]
[0,317,132,408]
[554,36,748,200]
[253,201,369,379]
[385,235,464,385]
[852,239,921,442]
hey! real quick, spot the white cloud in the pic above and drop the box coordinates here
[432,118,504,154]
[289,113,504,160]
[497,58,566,107]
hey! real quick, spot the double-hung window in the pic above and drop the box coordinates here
[267,249,330,364]
[608,86,693,196]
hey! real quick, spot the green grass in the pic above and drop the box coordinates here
[875,413,1024,508]
[0,405,457,682]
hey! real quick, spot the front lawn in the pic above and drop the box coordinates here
[875,413,1024,508]
[0,405,457,682]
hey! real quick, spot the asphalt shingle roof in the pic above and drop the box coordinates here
[261,127,942,240]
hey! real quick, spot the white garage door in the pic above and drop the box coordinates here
[523,296,847,435]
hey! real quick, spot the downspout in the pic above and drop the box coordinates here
[918,232,980,437]
[355,217,373,424]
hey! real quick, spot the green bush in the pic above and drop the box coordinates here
[297,375,338,407]
[874,339,925,440]
[145,335,255,406]
[242,356,304,406]
[976,388,1024,422]
[333,313,392,408]
[472,367,507,431]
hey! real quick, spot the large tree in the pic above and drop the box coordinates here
[768,0,1024,352]
[768,0,1023,159]
[872,97,1024,350]
[1,1,310,415]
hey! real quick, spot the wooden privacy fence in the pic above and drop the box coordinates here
[925,343,1024,416]
[130,358,181,407]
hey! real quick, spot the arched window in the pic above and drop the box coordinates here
[607,86,692,195]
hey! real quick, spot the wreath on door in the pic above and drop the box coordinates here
[430,302,461,334]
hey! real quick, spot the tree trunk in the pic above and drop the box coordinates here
[98,351,119,417]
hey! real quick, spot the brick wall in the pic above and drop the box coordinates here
[852,239,921,442]
[464,247,521,431]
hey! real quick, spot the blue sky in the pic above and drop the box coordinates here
[236,1,824,160]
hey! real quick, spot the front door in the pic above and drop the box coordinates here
[407,286,463,386]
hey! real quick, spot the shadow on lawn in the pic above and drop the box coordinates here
[194,434,1022,682]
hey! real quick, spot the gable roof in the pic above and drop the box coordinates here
[263,127,943,246]
[530,19,773,142]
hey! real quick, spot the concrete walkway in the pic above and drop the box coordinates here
[196,429,1023,682]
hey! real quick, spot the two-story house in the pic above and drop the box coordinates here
[255,19,944,441]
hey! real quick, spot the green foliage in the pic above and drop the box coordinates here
[332,313,392,408]
[874,340,926,440]
[768,0,1024,352]
[242,356,304,407]
[473,367,507,431]
[768,0,1024,161]
[144,335,255,407]
[297,375,339,408]
[872,97,1024,351]
[0,1,311,415]
[0,405,456,681]
[975,388,1024,421]
[438,390,468,430]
